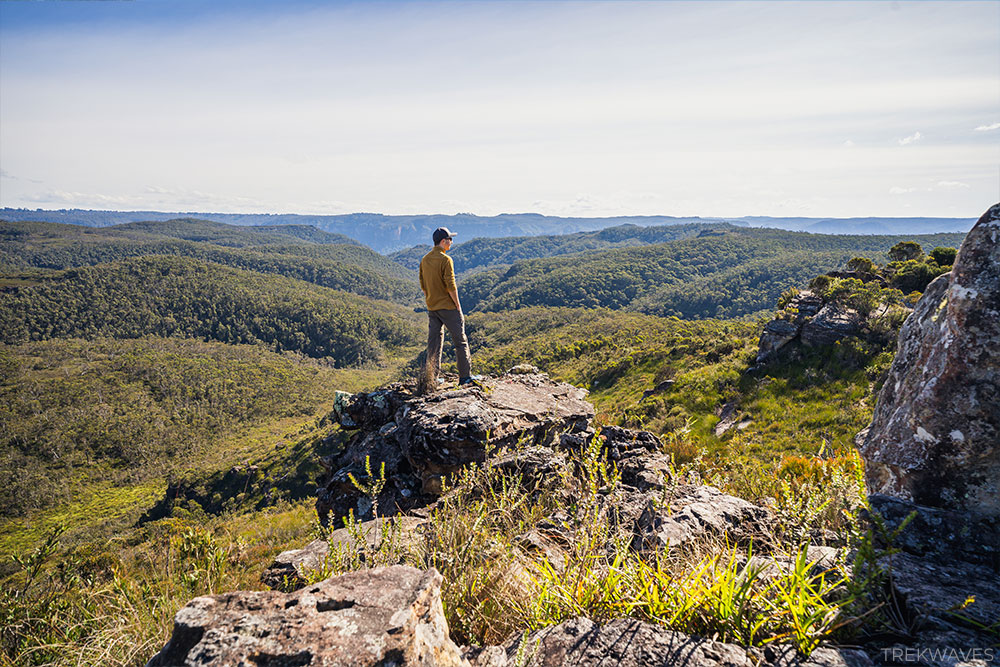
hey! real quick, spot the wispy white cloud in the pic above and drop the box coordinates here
[0,169,42,183]
[974,122,1000,131]
[23,186,270,212]
[889,186,918,195]
[898,132,923,146]
[842,140,855,148]
[26,190,133,206]
[936,181,970,190]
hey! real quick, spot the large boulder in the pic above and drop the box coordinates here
[148,566,468,667]
[859,203,1000,520]
[397,373,593,484]
[800,303,862,347]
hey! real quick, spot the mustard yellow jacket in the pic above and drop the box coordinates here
[419,247,458,311]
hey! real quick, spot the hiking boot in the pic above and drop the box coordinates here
[458,375,484,387]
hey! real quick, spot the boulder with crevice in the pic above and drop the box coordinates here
[148,566,468,667]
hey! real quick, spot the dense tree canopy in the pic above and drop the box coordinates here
[1,221,418,304]
[459,230,964,318]
[0,256,422,365]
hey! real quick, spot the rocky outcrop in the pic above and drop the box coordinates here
[756,290,863,364]
[149,566,467,667]
[714,400,753,436]
[466,616,873,667]
[317,372,594,526]
[849,205,1000,665]
[756,290,825,362]
[859,203,1000,520]
[864,494,999,566]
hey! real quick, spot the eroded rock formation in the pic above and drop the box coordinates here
[757,289,866,365]
[316,372,594,526]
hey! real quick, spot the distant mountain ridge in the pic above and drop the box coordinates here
[0,208,976,253]
[390,222,732,273]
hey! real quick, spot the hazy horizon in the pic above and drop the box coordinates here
[2,0,998,219]
[0,205,980,222]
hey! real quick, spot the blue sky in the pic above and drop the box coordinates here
[1,0,997,218]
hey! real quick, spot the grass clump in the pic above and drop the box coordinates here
[288,434,874,655]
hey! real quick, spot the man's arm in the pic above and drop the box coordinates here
[443,255,460,311]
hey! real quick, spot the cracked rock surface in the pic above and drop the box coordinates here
[148,566,467,667]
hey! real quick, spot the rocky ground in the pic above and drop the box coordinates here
[149,205,1000,667]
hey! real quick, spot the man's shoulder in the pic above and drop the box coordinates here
[420,248,451,266]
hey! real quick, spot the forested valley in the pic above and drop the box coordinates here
[0,215,968,665]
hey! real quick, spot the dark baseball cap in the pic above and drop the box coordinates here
[432,227,457,244]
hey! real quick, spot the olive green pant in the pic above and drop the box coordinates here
[427,308,472,379]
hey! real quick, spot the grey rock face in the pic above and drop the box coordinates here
[801,303,862,347]
[758,318,803,363]
[756,290,864,364]
[885,551,1000,634]
[317,373,594,526]
[148,566,468,667]
[865,494,999,567]
[397,373,593,481]
[466,616,872,667]
[859,203,1000,520]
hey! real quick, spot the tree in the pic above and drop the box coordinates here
[888,241,923,263]
[845,257,877,274]
[930,246,957,267]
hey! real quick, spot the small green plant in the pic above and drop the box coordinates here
[765,546,854,655]
[348,455,387,520]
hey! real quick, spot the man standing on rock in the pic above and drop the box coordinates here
[419,227,475,385]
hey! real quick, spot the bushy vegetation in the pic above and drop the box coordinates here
[0,256,421,364]
[459,229,963,316]
[0,338,363,522]
[464,288,901,506]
